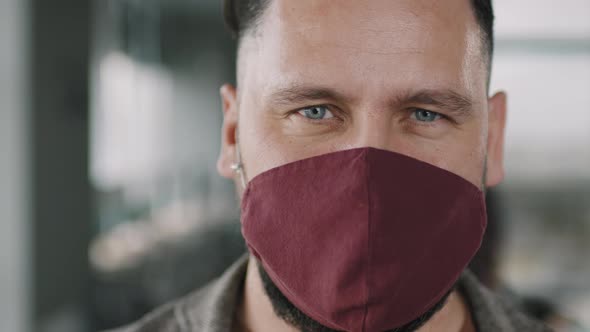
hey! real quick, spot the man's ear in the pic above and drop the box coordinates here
[217,84,239,179]
[485,91,507,187]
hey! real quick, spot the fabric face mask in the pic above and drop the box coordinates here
[240,147,486,332]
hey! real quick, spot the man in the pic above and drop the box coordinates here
[112,0,552,331]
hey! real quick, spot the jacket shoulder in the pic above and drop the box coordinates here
[103,254,249,332]
[460,270,554,332]
[104,300,187,332]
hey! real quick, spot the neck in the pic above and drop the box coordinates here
[236,257,475,332]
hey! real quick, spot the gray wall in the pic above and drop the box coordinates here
[0,0,31,331]
[0,0,92,330]
[30,0,92,330]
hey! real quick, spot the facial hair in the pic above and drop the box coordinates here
[257,261,453,332]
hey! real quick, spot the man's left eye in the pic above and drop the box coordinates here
[298,106,334,120]
[411,109,442,122]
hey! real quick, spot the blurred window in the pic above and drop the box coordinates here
[491,0,590,325]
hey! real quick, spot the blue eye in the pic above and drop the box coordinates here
[298,106,334,120]
[412,109,442,122]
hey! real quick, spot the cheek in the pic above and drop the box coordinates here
[457,145,487,189]
[446,124,488,188]
[404,123,487,189]
[238,99,347,181]
[238,106,303,181]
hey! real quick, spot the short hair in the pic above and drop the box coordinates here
[223,0,495,61]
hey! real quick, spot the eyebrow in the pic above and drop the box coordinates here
[266,84,475,118]
[266,84,354,106]
[398,89,475,119]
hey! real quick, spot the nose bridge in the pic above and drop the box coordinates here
[353,106,397,151]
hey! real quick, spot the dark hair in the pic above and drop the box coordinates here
[224,0,495,60]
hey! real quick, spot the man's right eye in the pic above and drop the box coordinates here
[298,106,335,120]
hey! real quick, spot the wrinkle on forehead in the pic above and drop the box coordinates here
[272,0,475,54]
[238,0,488,107]
[311,40,425,57]
[274,1,430,56]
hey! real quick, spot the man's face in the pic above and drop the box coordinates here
[219,0,506,194]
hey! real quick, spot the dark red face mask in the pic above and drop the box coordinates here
[240,147,486,332]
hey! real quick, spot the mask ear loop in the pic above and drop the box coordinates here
[230,130,247,189]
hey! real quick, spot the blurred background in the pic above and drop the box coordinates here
[0,0,589,331]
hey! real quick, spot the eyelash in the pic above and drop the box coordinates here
[292,105,342,123]
[408,108,448,125]
[289,106,451,128]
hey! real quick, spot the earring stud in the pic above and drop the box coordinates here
[231,162,243,172]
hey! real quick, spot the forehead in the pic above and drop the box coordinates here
[241,0,487,100]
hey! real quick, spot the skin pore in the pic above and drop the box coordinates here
[217,0,507,331]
